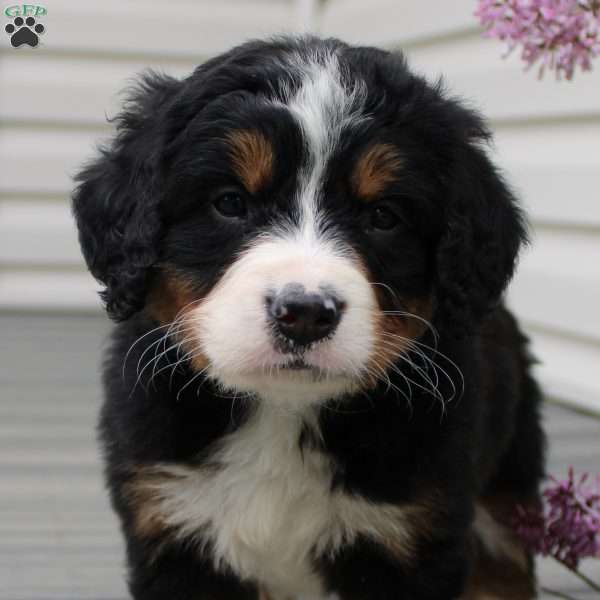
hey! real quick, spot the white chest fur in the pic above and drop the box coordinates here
[141,404,418,599]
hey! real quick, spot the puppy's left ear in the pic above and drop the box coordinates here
[72,72,182,321]
[435,125,528,337]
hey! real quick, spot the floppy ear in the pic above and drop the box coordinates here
[434,129,528,338]
[72,72,182,321]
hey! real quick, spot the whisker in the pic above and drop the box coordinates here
[131,331,171,383]
[364,361,413,411]
[379,311,439,346]
[143,333,199,391]
[377,335,439,388]
[379,336,456,405]
[395,353,442,400]
[155,306,200,382]
[168,342,203,391]
[375,329,464,411]
[412,351,459,405]
[133,333,172,392]
[136,323,191,380]
[387,361,442,402]
[122,322,176,380]
[130,324,196,397]
[176,363,211,402]
[369,281,401,304]
[404,338,464,402]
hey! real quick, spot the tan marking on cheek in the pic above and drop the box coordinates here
[146,269,195,324]
[348,258,433,387]
[352,143,403,201]
[366,291,434,388]
[228,129,274,194]
[145,268,209,372]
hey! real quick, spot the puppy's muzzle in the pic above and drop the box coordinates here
[267,283,345,350]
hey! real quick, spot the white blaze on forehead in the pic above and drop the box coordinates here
[284,53,367,243]
[183,53,376,403]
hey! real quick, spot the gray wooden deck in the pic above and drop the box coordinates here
[1,314,599,600]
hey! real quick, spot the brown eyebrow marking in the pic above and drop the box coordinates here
[227,129,274,194]
[352,143,403,201]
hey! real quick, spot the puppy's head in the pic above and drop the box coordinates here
[73,36,526,404]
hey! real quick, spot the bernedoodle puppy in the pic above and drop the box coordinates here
[73,35,546,600]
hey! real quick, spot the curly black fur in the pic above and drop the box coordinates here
[72,73,181,320]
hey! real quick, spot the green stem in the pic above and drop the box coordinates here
[554,557,600,592]
[541,586,581,600]
[567,565,600,592]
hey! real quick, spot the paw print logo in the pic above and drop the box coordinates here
[5,16,45,48]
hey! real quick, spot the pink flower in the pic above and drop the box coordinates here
[475,0,600,79]
[514,468,600,569]
[543,468,600,568]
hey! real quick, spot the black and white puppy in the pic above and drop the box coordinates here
[73,36,546,600]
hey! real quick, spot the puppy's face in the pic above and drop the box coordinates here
[155,55,438,403]
[74,38,525,405]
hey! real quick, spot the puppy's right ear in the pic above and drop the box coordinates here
[72,72,182,321]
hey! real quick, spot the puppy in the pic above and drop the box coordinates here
[73,36,545,600]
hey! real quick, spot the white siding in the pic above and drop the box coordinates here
[1,0,598,412]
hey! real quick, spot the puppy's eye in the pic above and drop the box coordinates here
[213,192,247,219]
[370,206,398,231]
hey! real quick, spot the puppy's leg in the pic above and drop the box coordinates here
[127,543,258,600]
[463,495,537,600]
[465,366,545,599]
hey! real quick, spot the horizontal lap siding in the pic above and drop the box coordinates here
[1,1,599,410]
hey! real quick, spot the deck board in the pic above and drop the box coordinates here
[1,313,598,599]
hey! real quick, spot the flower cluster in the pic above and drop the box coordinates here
[475,0,600,79]
[514,468,600,569]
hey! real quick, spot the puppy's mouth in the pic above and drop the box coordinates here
[265,352,357,387]
[279,357,314,371]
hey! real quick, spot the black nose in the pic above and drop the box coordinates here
[268,285,345,348]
